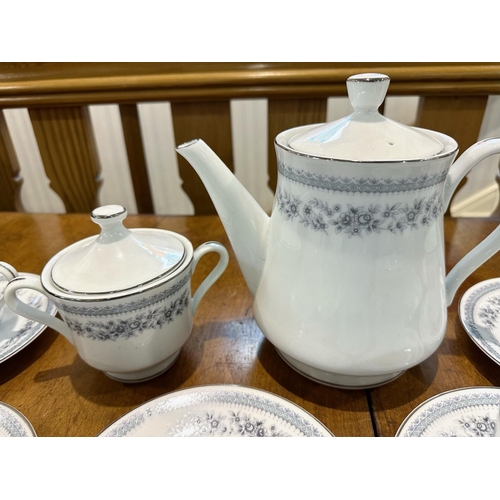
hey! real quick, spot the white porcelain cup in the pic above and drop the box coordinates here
[0,262,18,322]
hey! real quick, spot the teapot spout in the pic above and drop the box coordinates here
[176,139,269,297]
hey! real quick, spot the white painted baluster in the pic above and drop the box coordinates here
[2,108,65,213]
[88,104,138,213]
[138,102,194,215]
[451,96,500,217]
[230,99,274,213]
[383,96,421,125]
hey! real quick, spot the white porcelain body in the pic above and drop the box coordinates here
[4,232,228,382]
[177,129,500,389]
[254,127,457,388]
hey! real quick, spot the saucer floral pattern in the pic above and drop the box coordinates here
[0,405,31,437]
[101,387,332,437]
[438,413,496,437]
[277,188,442,237]
[166,409,291,437]
[397,389,500,437]
[460,280,500,364]
[477,295,500,331]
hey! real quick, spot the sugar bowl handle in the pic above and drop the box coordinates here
[191,242,229,314]
[0,261,18,310]
[4,275,74,345]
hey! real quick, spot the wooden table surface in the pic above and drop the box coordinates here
[0,212,499,437]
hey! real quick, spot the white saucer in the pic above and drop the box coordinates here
[0,401,36,437]
[396,386,500,437]
[0,272,58,363]
[99,384,334,437]
[459,278,500,366]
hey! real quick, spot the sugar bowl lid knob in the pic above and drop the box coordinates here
[91,204,127,224]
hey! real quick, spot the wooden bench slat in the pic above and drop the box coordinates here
[0,63,499,107]
[0,112,23,211]
[171,101,233,215]
[119,104,154,214]
[267,98,327,192]
[29,107,101,213]
[416,96,488,155]
[0,64,497,216]
[416,95,489,215]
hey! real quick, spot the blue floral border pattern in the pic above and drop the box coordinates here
[58,274,190,317]
[66,290,189,341]
[278,161,448,194]
[104,409,148,437]
[163,409,291,437]
[102,389,331,437]
[462,281,500,361]
[0,405,30,437]
[477,296,500,331]
[277,188,442,237]
[399,391,500,437]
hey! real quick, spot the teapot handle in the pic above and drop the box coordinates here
[4,275,74,345]
[191,242,229,314]
[444,137,500,305]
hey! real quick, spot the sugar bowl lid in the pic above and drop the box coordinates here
[288,73,443,161]
[50,205,186,294]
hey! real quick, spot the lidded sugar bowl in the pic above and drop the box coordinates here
[4,205,229,382]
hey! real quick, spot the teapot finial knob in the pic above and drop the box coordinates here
[347,73,390,112]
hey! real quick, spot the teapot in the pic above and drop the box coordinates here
[176,73,500,389]
[4,205,229,382]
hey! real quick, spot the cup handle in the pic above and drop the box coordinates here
[444,138,500,305]
[191,242,229,315]
[4,275,74,345]
[0,261,19,309]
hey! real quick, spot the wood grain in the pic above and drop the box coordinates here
[0,212,374,437]
[0,112,23,211]
[0,63,498,107]
[416,96,489,214]
[267,98,327,192]
[29,107,102,213]
[119,104,154,214]
[0,63,497,221]
[171,101,233,214]
[416,95,488,155]
[1,213,499,437]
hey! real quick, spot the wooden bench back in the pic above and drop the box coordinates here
[0,62,499,214]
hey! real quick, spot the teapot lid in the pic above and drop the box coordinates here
[288,73,443,161]
[50,205,186,294]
